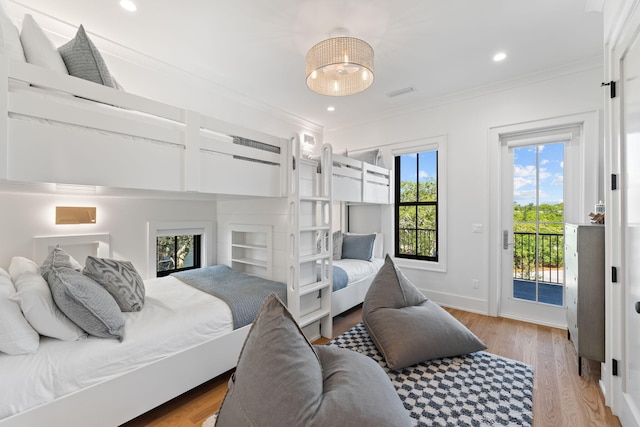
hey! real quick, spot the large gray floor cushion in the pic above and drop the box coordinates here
[363,255,487,369]
[216,294,411,427]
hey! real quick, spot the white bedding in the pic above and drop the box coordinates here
[0,276,233,420]
[334,257,384,284]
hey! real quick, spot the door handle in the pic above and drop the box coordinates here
[636,301,640,314]
[503,230,513,250]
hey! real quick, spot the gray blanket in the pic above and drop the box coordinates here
[172,265,287,329]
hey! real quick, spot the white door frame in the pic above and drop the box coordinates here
[488,111,600,319]
[609,1,640,424]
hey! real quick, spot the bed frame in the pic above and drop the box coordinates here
[331,153,391,204]
[0,233,250,427]
[0,55,287,197]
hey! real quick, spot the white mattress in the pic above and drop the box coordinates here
[0,276,233,420]
[334,257,384,285]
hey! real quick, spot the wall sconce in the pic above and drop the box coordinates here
[303,133,316,146]
[56,206,97,224]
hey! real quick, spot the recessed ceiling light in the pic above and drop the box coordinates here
[493,52,507,62]
[120,0,137,12]
[327,106,335,112]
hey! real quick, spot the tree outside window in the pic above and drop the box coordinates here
[156,235,201,276]
[395,151,438,261]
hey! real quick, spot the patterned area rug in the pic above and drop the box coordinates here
[328,323,534,427]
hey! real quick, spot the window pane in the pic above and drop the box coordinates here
[176,235,195,269]
[395,149,438,261]
[399,154,417,203]
[157,236,175,272]
[398,205,416,255]
[417,205,437,257]
[418,151,437,202]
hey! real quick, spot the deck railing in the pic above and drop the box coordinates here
[513,231,564,284]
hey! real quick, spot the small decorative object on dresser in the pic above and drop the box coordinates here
[565,223,605,376]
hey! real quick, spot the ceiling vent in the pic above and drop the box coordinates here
[386,86,416,98]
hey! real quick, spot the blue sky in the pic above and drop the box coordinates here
[513,143,564,205]
[399,151,437,183]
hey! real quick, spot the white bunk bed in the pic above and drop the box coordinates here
[0,17,392,421]
[289,139,392,321]
[0,55,287,197]
[331,152,391,204]
[0,233,285,427]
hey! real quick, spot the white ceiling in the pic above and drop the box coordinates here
[12,0,603,132]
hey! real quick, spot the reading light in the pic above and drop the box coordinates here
[306,30,374,96]
[56,206,97,224]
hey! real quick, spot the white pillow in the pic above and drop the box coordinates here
[8,255,39,281]
[0,268,39,355]
[11,270,85,341]
[0,0,26,62]
[20,14,68,75]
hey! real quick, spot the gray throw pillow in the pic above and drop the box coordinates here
[40,246,82,281]
[58,25,116,88]
[83,256,145,312]
[341,233,375,261]
[47,266,125,340]
[363,255,486,369]
[216,294,411,427]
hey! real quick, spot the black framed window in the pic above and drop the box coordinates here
[156,234,201,277]
[395,151,438,261]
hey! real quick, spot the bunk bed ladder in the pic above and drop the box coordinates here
[287,135,333,339]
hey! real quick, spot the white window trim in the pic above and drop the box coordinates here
[146,220,214,279]
[391,135,448,273]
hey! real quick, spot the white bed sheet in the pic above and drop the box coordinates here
[334,257,384,285]
[0,276,233,420]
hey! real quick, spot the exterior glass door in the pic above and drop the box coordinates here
[512,143,564,306]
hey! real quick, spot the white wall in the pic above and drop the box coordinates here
[0,188,217,279]
[326,66,604,314]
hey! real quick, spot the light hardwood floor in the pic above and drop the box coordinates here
[122,306,620,427]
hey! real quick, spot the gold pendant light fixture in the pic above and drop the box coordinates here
[305,29,374,96]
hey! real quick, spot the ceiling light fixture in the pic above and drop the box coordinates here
[493,52,507,62]
[120,0,137,12]
[306,29,374,96]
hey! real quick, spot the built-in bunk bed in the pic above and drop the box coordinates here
[0,19,290,423]
[0,12,392,425]
[287,137,392,334]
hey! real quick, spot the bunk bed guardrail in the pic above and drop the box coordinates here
[331,153,391,204]
[0,55,287,198]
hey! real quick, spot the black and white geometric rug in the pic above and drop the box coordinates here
[328,323,534,427]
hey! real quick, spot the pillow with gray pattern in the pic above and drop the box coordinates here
[58,24,116,88]
[83,256,145,312]
[48,266,124,340]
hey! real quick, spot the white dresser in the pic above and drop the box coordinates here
[565,223,605,375]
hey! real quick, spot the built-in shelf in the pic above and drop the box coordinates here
[230,224,272,279]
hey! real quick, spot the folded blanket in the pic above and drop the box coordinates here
[172,265,286,329]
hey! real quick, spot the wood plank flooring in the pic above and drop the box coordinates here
[122,306,620,427]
